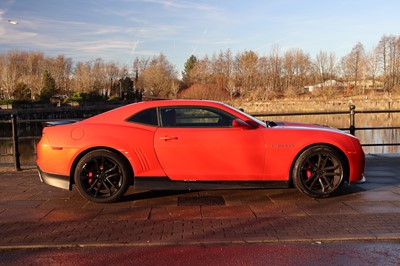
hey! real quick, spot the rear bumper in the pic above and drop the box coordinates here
[37,167,71,190]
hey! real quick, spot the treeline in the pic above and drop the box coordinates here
[182,34,400,100]
[1,34,400,103]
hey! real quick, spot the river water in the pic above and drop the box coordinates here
[0,112,399,165]
[260,112,400,154]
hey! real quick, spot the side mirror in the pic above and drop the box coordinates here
[232,119,255,129]
[245,120,260,129]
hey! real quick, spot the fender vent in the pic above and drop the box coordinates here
[133,148,150,171]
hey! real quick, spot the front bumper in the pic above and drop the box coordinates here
[350,174,366,184]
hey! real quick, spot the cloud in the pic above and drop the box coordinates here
[137,0,217,12]
[0,9,6,35]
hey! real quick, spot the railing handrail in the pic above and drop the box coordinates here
[250,106,400,149]
[251,108,400,117]
[252,110,349,117]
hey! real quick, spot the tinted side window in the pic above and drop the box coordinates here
[127,108,158,126]
[160,107,234,127]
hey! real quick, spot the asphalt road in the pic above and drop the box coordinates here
[1,241,399,265]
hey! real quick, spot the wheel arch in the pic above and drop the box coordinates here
[289,143,350,187]
[69,146,135,186]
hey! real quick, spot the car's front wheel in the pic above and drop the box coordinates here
[74,149,130,203]
[292,145,347,197]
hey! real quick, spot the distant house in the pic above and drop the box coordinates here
[356,80,384,91]
[304,80,343,92]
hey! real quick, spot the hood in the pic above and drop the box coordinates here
[275,121,332,129]
[270,121,349,134]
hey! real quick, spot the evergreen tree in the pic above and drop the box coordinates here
[13,82,31,101]
[39,70,56,101]
[119,76,142,101]
[182,55,198,86]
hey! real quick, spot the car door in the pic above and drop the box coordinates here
[154,106,266,181]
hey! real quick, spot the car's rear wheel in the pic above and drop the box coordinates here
[292,145,347,197]
[74,149,130,203]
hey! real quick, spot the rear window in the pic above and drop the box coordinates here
[127,108,158,126]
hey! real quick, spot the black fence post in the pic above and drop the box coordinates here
[349,105,356,136]
[11,114,22,171]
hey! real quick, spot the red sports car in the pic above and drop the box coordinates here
[36,100,365,203]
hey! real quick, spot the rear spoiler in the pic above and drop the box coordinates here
[42,120,79,127]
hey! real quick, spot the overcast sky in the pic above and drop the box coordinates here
[1,0,400,74]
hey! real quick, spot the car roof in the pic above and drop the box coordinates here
[129,99,230,111]
[139,99,223,106]
[82,99,234,124]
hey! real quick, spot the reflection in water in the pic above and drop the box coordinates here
[1,112,399,164]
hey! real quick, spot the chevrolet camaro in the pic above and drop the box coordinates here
[36,100,365,203]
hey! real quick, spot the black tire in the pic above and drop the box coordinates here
[74,149,131,203]
[292,145,347,197]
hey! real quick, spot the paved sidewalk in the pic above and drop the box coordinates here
[0,154,399,248]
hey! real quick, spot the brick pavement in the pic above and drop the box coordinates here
[0,154,399,249]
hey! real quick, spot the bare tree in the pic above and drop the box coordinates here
[105,62,122,97]
[137,53,177,98]
[340,42,367,93]
[236,50,259,97]
[225,78,238,100]
[269,45,283,94]
[49,55,73,96]
[170,79,180,98]
[91,58,107,96]
[189,56,211,85]
[257,56,273,98]
[367,45,382,90]
[282,49,311,96]
[314,51,330,84]
[24,52,46,99]
[132,57,149,94]
[0,54,5,99]
[328,52,337,82]
[73,61,92,93]
[0,51,21,99]
[377,35,400,92]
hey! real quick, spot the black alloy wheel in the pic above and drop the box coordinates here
[292,145,347,197]
[74,149,130,203]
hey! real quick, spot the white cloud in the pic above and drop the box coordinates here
[137,0,217,12]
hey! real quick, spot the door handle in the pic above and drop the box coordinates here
[160,136,178,141]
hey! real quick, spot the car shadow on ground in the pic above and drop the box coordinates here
[330,172,400,198]
[119,184,368,204]
[334,183,367,197]
[121,189,195,202]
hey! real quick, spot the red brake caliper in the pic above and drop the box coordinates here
[88,172,93,184]
[306,164,313,178]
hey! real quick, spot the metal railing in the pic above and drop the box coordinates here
[1,105,400,171]
[251,105,400,148]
